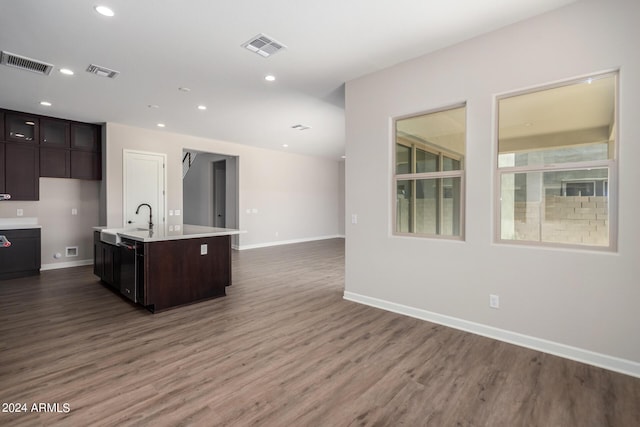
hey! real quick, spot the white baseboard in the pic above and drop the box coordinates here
[237,235,344,251]
[343,291,640,379]
[41,259,93,271]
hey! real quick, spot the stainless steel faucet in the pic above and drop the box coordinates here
[135,203,153,230]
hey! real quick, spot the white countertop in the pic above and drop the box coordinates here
[0,217,41,230]
[95,224,245,243]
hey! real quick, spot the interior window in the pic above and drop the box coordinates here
[497,73,617,249]
[394,105,466,238]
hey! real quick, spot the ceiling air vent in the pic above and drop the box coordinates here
[86,64,119,78]
[242,34,286,58]
[0,51,53,75]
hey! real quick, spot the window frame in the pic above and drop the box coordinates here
[494,72,618,251]
[392,103,466,240]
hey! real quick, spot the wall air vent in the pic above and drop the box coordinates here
[86,64,119,78]
[0,51,53,75]
[242,34,286,58]
[291,124,311,131]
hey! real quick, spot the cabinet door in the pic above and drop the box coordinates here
[40,118,70,148]
[0,228,41,280]
[71,123,100,151]
[40,147,71,178]
[0,143,5,192]
[5,144,38,200]
[5,113,39,143]
[71,150,101,180]
[94,232,104,278]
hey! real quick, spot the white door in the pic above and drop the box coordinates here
[123,150,166,230]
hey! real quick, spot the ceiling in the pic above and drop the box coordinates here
[0,0,578,160]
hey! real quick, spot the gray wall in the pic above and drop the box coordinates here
[345,0,640,375]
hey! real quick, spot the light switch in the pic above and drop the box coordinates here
[200,244,208,255]
[169,210,174,216]
[175,225,181,231]
[252,208,258,214]
[17,209,23,217]
[71,208,78,215]
[351,214,358,224]
[175,210,181,216]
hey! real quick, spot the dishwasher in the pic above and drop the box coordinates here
[118,238,144,303]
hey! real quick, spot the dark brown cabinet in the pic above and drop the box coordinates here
[71,123,100,151]
[5,113,38,143]
[93,231,119,289]
[71,150,100,180]
[3,143,39,200]
[40,147,70,178]
[0,108,102,197]
[0,228,41,280]
[40,118,70,148]
[0,143,4,192]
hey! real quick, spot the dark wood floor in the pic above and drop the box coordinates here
[1,238,639,426]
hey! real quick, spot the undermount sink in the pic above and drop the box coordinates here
[100,229,122,245]
[100,227,152,245]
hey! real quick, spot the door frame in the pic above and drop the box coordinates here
[122,149,167,230]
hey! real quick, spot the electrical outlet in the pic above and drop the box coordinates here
[200,244,208,255]
[175,210,181,216]
[17,209,23,217]
[71,208,78,215]
[489,294,500,309]
[351,214,358,224]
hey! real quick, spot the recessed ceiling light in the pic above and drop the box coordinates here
[148,104,160,109]
[282,144,289,148]
[59,68,74,76]
[25,121,35,126]
[264,75,276,82]
[178,87,191,92]
[95,5,115,17]
[40,101,52,106]
[197,105,207,110]
[157,123,166,128]
[341,155,346,159]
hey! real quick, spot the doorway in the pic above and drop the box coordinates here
[183,150,238,235]
[213,160,226,227]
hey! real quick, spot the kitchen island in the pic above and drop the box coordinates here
[93,225,244,312]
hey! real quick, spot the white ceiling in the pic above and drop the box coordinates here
[0,0,578,159]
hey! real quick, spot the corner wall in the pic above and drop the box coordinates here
[345,0,640,375]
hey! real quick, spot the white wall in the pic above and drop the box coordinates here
[105,123,341,249]
[345,0,640,376]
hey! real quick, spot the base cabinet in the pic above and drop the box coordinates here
[93,232,231,312]
[93,231,119,289]
[143,235,230,312]
[0,228,41,280]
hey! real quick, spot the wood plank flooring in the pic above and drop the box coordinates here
[1,238,639,426]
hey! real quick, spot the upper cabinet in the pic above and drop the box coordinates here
[40,118,70,148]
[71,123,100,151]
[5,113,39,144]
[1,108,102,200]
